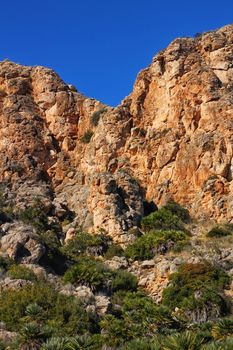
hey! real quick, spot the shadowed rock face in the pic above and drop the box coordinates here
[0,24,233,243]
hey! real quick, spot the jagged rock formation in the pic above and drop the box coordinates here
[0,24,233,246]
[0,26,233,348]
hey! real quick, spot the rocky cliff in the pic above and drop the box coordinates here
[0,24,233,348]
[0,24,233,246]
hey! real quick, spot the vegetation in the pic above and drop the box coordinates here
[0,281,98,335]
[0,196,233,349]
[40,334,103,350]
[211,318,233,340]
[0,187,14,224]
[80,130,94,143]
[90,108,107,126]
[141,207,186,232]
[121,338,161,350]
[17,198,49,233]
[162,262,230,319]
[162,331,205,350]
[207,225,232,238]
[111,270,137,293]
[7,264,37,281]
[63,256,137,293]
[101,291,176,346]
[163,201,190,223]
[61,232,109,260]
[0,255,13,271]
[125,230,189,261]
[104,243,124,259]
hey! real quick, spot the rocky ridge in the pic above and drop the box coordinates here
[0,25,233,247]
[0,24,233,348]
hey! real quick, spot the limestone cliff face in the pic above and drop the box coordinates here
[0,24,233,243]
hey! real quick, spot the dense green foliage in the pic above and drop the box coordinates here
[63,257,137,293]
[211,318,233,340]
[0,195,232,349]
[40,334,103,350]
[0,281,98,335]
[61,232,124,263]
[111,270,137,292]
[141,207,186,232]
[17,198,49,233]
[7,264,37,281]
[104,243,124,259]
[0,255,13,271]
[101,291,177,346]
[163,201,191,223]
[162,262,230,317]
[61,232,109,260]
[0,274,232,349]
[121,338,161,350]
[80,130,94,143]
[207,225,232,238]
[125,230,189,261]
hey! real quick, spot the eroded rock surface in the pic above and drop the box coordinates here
[0,24,233,248]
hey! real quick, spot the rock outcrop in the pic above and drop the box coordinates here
[0,24,233,247]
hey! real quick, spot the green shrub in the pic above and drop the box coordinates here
[163,201,190,223]
[62,232,109,261]
[0,281,97,335]
[0,187,14,224]
[211,318,233,340]
[122,338,161,350]
[0,341,6,350]
[65,334,103,350]
[119,291,175,328]
[0,255,13,271]
[100,315,129,347]
[202,337,233,349]
[112,270,137,292]
[102,291,176,345]
[7,264,37,281]
[39,230,67,275]
[162,331,205,350]
[80,130,94,143]
[40,337,68,350]
[16,322,45,349]
[125,230,189,261]
[63,257,112,291]
[40,334,103,350]
[104,244,124,259]
[162,262,230,319]
[141,207,185,232]
[63,257,137,293]
[207,226,232,238]
[17,198,49,232]
[91,108,107,126]
[23,303,44,323]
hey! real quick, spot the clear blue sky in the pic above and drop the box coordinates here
[0,0,232,106]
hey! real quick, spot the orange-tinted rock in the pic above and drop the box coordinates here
[0,25,233,244]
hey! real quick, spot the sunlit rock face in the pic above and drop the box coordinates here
[0,24,233,243]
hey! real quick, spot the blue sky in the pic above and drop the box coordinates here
[0,0,232,106]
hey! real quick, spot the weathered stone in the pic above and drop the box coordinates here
[0,25,233,244]
[104,256,128,270]
[75,286,95,303]
[141,260,155,268]
[95,295,111,314]
[0,277,32,289]
[0,222,45,263]
[0,329,17,343]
